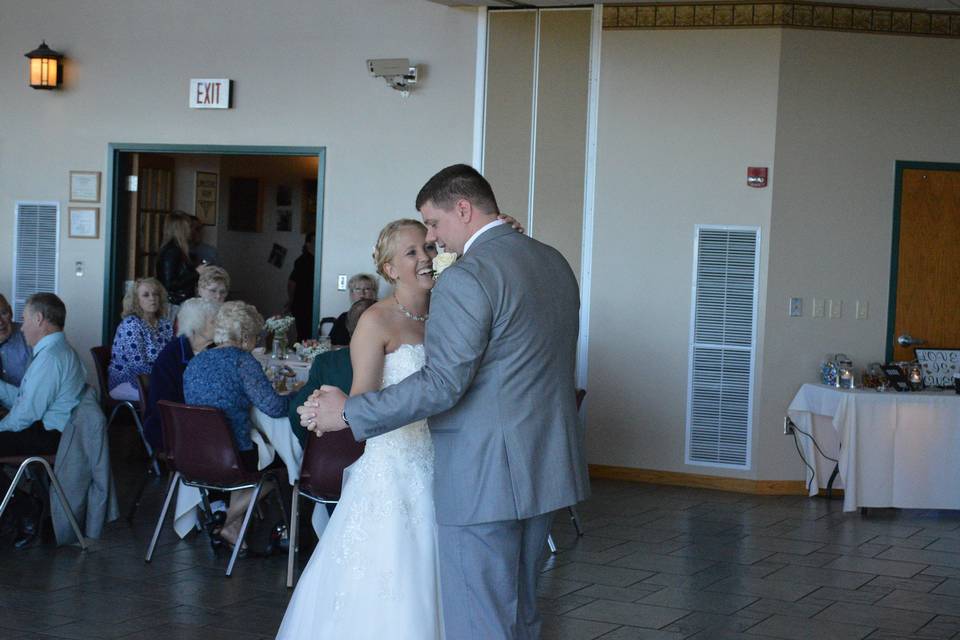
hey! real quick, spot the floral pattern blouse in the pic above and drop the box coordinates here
[182,346,288,451]
[108,315,173,392]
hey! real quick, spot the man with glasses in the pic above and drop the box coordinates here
[0,294,31,388]
[329,274,378,346]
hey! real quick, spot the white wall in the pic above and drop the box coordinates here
[587,29,781,477]
[0,0,478,378]
[755,30,960,480]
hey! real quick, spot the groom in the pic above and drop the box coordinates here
[304,164,590,639]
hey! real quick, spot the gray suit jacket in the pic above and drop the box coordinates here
[346,224,590,526]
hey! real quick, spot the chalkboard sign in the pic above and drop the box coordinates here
[915,348,960,387]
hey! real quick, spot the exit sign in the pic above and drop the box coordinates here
[189,79,231,109]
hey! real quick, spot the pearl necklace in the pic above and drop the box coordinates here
[394,295,428,322]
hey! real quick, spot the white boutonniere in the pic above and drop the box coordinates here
[433,248,458,280]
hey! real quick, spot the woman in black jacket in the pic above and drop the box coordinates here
[157,211,199,306]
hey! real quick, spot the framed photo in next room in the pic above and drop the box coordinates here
[68,207,99,239]
[195,171,218,225]
[228,177,262,232]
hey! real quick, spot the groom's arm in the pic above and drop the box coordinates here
[345,266,491,441]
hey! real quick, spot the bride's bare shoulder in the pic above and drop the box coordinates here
[351,300,394,345]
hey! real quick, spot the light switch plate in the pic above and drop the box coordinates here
[855,300,868,320]
[337,275,347,291]
[812,298,825,318]
[789,297,803,317]
[829,299,843,319]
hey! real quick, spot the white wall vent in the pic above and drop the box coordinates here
[685,225,760,469]
[12,201,60,322]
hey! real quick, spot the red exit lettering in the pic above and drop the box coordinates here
[195,82,222,105]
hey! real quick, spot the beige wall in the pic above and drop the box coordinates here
[755,30,960,480]
[588,29,781,477]
[0,0,478,379]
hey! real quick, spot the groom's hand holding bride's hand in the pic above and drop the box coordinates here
[298,385,349,436]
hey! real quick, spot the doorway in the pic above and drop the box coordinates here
[102,144,326,344]
[887,161,960,361]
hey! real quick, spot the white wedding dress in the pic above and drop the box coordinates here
[277,343,443,640]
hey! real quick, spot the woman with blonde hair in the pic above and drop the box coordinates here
[157,211,199,305]
[183,301,288,547]
[108,277,173,401]
[278,218,442,639]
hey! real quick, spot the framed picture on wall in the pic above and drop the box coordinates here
[195,171,218,225]
[69,171,101,203]
[68,207,99,238]
[228,177,262,232]
[301,179,317,235]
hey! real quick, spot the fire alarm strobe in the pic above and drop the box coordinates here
[747,167,768,188]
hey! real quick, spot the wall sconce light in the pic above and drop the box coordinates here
[24,41,64,90]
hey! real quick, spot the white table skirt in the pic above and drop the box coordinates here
[788,383,960,512]
[173,407,330,538]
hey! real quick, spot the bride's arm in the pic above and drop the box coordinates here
[346,312,387,396]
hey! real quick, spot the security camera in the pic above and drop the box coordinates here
[366,58,418,94]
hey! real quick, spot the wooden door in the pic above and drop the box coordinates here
[890,167,960,361]
[134,154,175,278]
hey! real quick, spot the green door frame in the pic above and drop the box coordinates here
[102,143,326,344]
[886,160,960,360]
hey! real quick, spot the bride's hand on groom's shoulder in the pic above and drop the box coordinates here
[498,213,525,235]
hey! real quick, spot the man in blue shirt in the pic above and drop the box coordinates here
[0,294,31,386]
[0,293,86,456]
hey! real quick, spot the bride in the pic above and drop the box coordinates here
[277,219,442,639]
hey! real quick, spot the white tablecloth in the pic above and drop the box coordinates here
[172,407,331,538]
[251,347,312,386]
[788,383,960,512]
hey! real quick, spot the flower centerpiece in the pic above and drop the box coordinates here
[265,315,295,359]
[293,338,331,361]
[433,247,458,280]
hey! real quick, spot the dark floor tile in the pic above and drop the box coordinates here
[823,555,928,578]
[803,585,892,605]
[931,578,960,597]
[764,565,875,590]
[540,575,593,599]
[597,625,686,639]
[740,597,833,619]
[746,613,874,639]
[545,562,657,588]
[540,613,619,640]
[764,551,842,567]
[877,548,960,570]
[0,607,78,632]
[564,599,690,629]
[815,601,935,633]
[874,590,960,616]
[866,575,943,594]
[705,576,819,602]
[669,543,776,566]
[737,535,825,556]
[663,610,760,636]
[540,594,598,616]
[611,552,716,576]
[638,587,757,615]
[573,583,663,603]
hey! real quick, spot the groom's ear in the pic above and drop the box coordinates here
[455,198,473,224]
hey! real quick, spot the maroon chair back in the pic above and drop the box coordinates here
[157,400,260,487]
[299,429,364,501]
[90,346,115,412]
[575,388,586,411]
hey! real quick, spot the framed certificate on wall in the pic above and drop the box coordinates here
[69,171,101,202]
[68,207,99,238]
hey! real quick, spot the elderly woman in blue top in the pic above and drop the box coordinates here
[142,297,220,450]
[108,278,173,402]
[184,300,288,547]
[0,294,32,387]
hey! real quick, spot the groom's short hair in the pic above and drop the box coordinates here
[416,164,500,215]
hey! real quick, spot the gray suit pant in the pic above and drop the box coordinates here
[438,512,553,640]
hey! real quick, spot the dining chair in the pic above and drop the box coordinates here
[146,401,287,576]
[0,455,87,550]
[125,373,160,523]
[89,346,160,476]
[547,388,587,555]
[287,428,365,587]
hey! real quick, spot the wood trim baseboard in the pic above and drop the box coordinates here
[589,464,810,495]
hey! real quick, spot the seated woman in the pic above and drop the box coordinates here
[327,273,377,346]
[143,297,220,450]
[183,300,289,547]
[288,297,376,446]
[196,265,230,304]
[108,278,173,402]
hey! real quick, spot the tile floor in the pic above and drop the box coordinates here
[2,474,960,639]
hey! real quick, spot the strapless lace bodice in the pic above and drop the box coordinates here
[364,343,431,461]
[381,343,426,388]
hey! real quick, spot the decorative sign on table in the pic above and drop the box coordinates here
[189,78,231,109]
[915,349,960,387]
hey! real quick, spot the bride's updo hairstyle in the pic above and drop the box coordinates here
[373,219,427,284]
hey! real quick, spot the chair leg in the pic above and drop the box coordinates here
[145,471,180,562]
[547,533,558,554]
[35,458,87,550]
[119,401,160,476]
[286,482,300,588]
[568,505,583,537]
[0,460,35,521]
[226,480,264,577]
[126,468,151,524]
